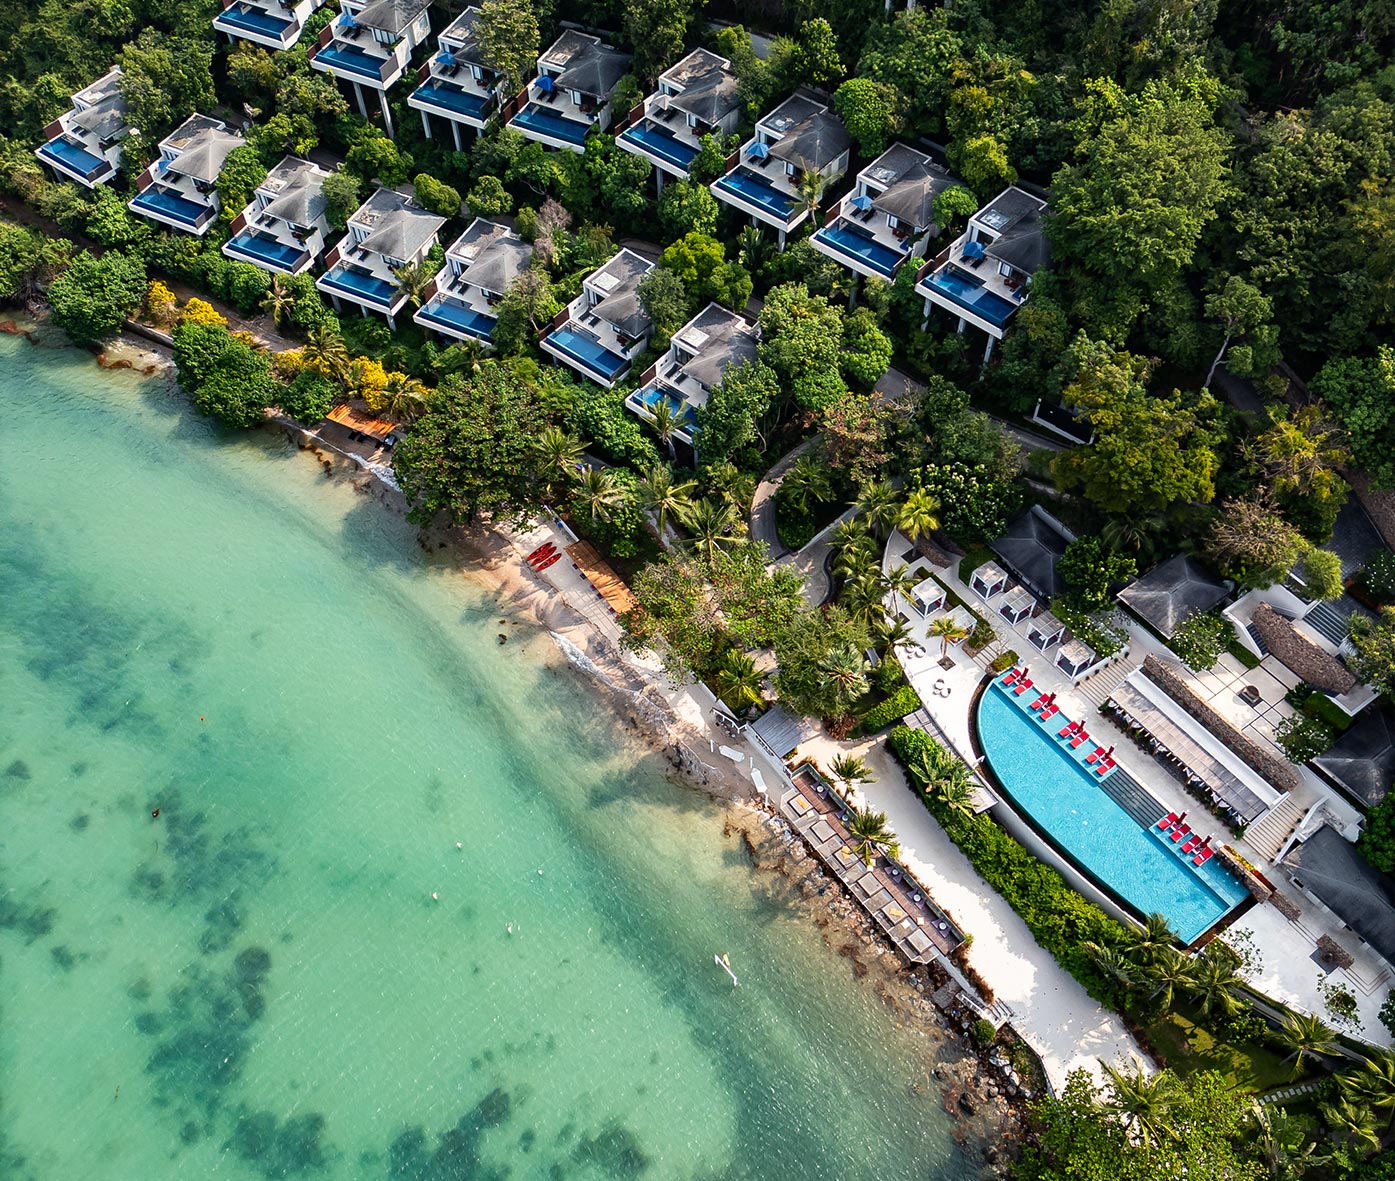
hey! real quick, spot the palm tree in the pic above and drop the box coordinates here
[905,742,955,792]
[841,572,888,626]
[830,754,875,800]
[1084,942,1137,992]
[846,807,898,866]
[260,275,294,328]
[832,538,878,583]
[1131,913,1178,966]
[639,463,696,538]
[736,224,770,272]
[795,166,830,217]
[575,465,626,524]
[881,563,919,616]
[928,615,969,659]
[1188,945,1244,1018]
[1320,1095,1382,1155]
[897,488,941,546]
[820,644,869,710]
[1340,1050,1395,1121]
[704,461,755,514]
[303,324,349,384]
[781,455,832,517]
[855,480,901,539]
[1100,513,1167,562]
[1275,1011,1339,1080]
[380,371,430,422]
[930,762,976,816]
[872,615,916,659]
[714,648,763,711]
[392,261,430,311]
[534,426,586,502]
[1250,1101,1329,1181]
[649,398,678,459]
[1100,1060,1180,1148]
[678,497,741,565]
[1142,948,1195,1013]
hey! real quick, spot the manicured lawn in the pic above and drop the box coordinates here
[1144,1004,1298,1092]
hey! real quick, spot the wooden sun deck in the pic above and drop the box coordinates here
[564,540,637,615]
[779,775,964,963]
[326,400,402,441]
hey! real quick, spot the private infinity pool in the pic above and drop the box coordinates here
[976,678,1248,942]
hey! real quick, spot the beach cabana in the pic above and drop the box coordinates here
[998,585,1036,626]
[1055,638,1096,680]
[910,575,945,616]
[970,561,1008,601]
[1027,611,1066,651]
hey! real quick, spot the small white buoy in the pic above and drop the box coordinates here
[455,842,463,850]
[537,868,543,875]
[506,923,514,935]
[431,892,439,901]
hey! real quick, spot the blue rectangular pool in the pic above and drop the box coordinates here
[544,326,629,382]
[319,266,398,308]
[225,231,310,273]
[509,104,592,147]
[417,298,496,341]
[38,138,108,181]
[976,680,1248,941]
[130,187,211,229]
[411,82,491,122]
[217,4,295,40]
[714,169,795,221]
[631,385,697,432]
[313,42,387,82]
[619,123,698,171]
[922,266,1019,327]
[811,223,905,279]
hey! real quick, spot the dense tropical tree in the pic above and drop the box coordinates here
[46,249,146,345]
[781,456,834,517]
[714,648,763,712]
[638,463,696,538]
[476,0,539,92]
[1100,1059,1181,1148]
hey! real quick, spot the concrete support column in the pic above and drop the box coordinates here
[353,83,368,118]
[379,91,394,139]
[921,296,931,329]
[956,317,967,335]
[450,120,463,152]
[420,111,432,139]
[655,170,664,197]
[983,334,997,363]
[777,225,786,249]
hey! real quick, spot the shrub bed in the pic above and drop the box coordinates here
[856,685,922,734]
[888,725,1135,1007]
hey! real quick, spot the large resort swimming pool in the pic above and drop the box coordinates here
[976,675,1249,942]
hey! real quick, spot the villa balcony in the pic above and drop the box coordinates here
[408,62,497,129]
[541,299,640,388]
[616,102,705,178]
[810,201,919,282]
[915,238,1028,338]
[316,245,403,314]
[128,167,218,235]
[506,82,598,153]
[214,0,307,51]
[35,135,115,188]
[222,213,316,275]
[710,151,805,233]
[310,21,408,91]
[625,369,700,444]
[413,273,499,344]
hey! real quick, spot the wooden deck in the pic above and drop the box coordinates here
[326,400,402,442]
[780,779,964,963]
[564,540,637,615]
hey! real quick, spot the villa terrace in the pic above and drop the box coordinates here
[916,185,1050,358]
[505,30,631,154]
[811,144,957,282]
[214,0,326,51]
[310,0,433,136]
[711,90,850,244]
[616,49,741,182]
[128,114,242,236]
[223,155,335,276]
[625,303,758,454]
[541,248,654,387]
[317,186,445,327]
[414,218,532,345]
[35,68,132,189]
[408,7,502,148]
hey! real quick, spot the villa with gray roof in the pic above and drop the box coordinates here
[408,8,504,149]
[1117,554,1233,639]
[542,248,654,387]
[310,0,433,138]
[811,144,960,282]
[223,156,336,276]
[711,91,850,244]
[506,30,632,154]
[616,49,741,183]
[128,115,243,236]
[916,185,1050,358]
[317,187,445,328]
[1313,708,1395,811]
[214,0,327,52]
[626,303,760,456]
[1282,825,1395,969]
[35,68,132,189]
[414,219,532,346]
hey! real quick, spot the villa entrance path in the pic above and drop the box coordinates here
[749,434,821,560]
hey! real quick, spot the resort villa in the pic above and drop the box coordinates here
[711,90,850,245]
[916,185,1050,359]
[309,0,433,137]
[625,302,760,457]
[35,68,132,189]
[414,218,532,346]
[213,0,327,51]
[127,114,243,237]
[222,156,336,276]
[616,49,741,185]
[505,30,632,154]
[811,144,959,282]
[541,248,654,387]
[316,186,445,328]
[407,7,503,149]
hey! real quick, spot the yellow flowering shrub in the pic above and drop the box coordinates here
[144,280,178,328]
[181,298,228,328]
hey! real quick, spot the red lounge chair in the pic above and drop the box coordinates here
[1059,721,1079,738]
[1180,836,1201,854]
[1086,746,1107,764]
[1157,812,1179,831]
[1193,848,1215,866]
[1039,704,1059,721]
[1170,824,1192,843]
[1029,694,1049,710]
[1002,668,1022,686]
[536,552,561,571]
[1013,678,1034,695]
[1095,758,1116,775]
[1070,731,1090,748]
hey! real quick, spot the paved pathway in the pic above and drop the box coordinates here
[781,505,856,607]
[749,435,820,560]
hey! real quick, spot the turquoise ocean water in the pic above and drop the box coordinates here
[0,334,973,1181]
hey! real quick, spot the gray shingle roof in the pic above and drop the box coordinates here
[70,97,130,141]
[460,235,532,295]
[356,0,430,35]
[441,6,485,64]
[1313,708,1395,810]
[990,507,1073,599]
[259,157,331,226]
[1282,825,1395,966]
[871,158,955,229]
[588,249,654,337]
[352,188,445,260]
[985,207,1051,275]
[540,30,631,97]
[768,108,850,174]
[164,116,242,184]
[674,303,758,390]
[662,49,739,126]
[1117,554,1232,639]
